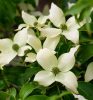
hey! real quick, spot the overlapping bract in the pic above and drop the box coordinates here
[0,3,82,94]
[34,46,79,93]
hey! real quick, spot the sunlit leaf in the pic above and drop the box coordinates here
[19,82,38,99]
[0,91,15,100]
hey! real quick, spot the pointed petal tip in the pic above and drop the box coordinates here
[70,45,80,55]
[49,2,65,27]
[56,71,78,93]
[22,10,26,17]
[51,2,56,6]
[22,10,24,14]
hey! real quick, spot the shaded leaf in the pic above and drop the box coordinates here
[78,81,93,100]
[0,0,16,26]
[20,66,41,84]
[0,80,6,90]
[77,44,93,64]
[25,95,49,100]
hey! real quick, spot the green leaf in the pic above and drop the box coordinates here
[66,3,86,15]
[48,95,58,100]
[0,80,6,90]
[77,44,93,64]
[0,91,15,100]
[79,31,93,43]
[0,0,16,26]
[19,82,38,100]
[79,23,93,36]
[91,11,93,22]
[3,66,26,85]
[25,95,49,100]
[7,88,16,98]
[78,81,93,100]
[66,0,93,15]
[20,66,41,84]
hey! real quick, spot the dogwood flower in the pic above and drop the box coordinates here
[41,3,82,44]
[85,62,93,82]
[0,28,31,69]
[34,45,79,93]
[25,29,60,63]
[17,11,48,31]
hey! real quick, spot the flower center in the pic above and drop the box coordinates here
[12,44,19,52]
[61,24,67,30]
[34,22,38,27]
[0,51,1,53]
[52,67,60,75]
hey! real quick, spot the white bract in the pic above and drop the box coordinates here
[85,62,93,82]
[0,39,16,69]
[12,28,32,56]
[41,3,81,44]
[17,11,48,31]
[25,29,60,63]
[34,45,79,93]
[0,28,31,69]
[73,94,87,100]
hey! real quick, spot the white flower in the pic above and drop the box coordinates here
[34,45,79,93]
[0,28,31,69]
[17,11,48,31]
[73,94,87,100]
[41,3,82,44]
[25,29,60,63]
[0,39,17,69]
[13,28,32,56]
[85,62,93,82]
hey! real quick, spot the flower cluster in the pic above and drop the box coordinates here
[0,3,82,94]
